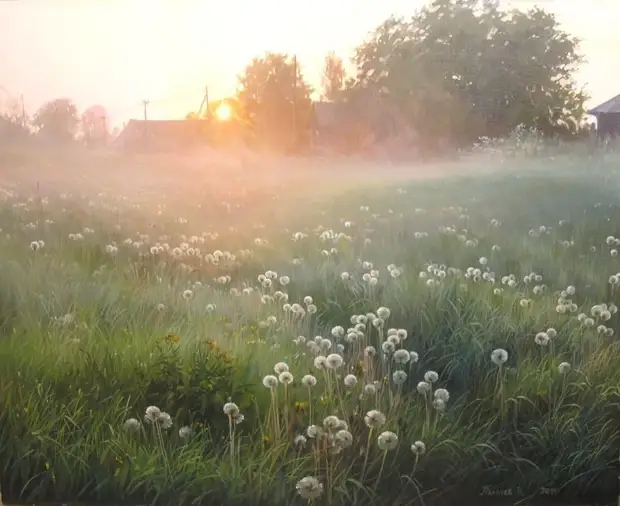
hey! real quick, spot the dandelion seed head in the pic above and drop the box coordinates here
[262,375,278,389]
[491,348,508,365]
[377,431,398,451]
[296,476,324,500]
[411,440,426,455]
[364,409,386,429]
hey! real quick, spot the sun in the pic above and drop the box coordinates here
[215,103,232,121]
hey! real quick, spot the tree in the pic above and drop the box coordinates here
[321,52,346,102]
[80,104,109,145]
[0,98,29,139]
[236,52,313,151]
[32,98,79,142]
[349,0,586,148]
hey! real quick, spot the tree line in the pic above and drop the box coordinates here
[2,0,590,154]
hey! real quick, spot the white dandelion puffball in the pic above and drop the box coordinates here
[307,424,324,439]
[392,370,408,385]
[301,374,317,388]
[491,348,508,365]
[278,371,294,385]
[434,388,450,402]
[144,405,162,423]
[223,402,240,417]
[558,362,572,374]
[182,289,194,300]
[424,371,439,383]
[417,381,431,394]
[344,374,358,388]
[393,349,411,365]
[377,431,399,451]
[294,435,307,447]
[313,355,327,370]
[159,412,173,429]
[534,332,550,346]
[411,440,426,455]
[179,426,194,439]
[335,429,353,448]
[377,307,391,319]
[433,398,446,412]
[296,476,324,500]
[274,362,289,374]
[364,409,386,429]
[123,418,140,432]
[364,383,377,395]
[325,353,344,369]
[323,415,340,430]
[262,375,278,389]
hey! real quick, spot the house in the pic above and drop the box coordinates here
[112,119,211,151]
[588,93,620,138]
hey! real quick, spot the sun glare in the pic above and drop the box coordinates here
[215,103,232,121]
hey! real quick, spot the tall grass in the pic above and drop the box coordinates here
[1,150,620,505]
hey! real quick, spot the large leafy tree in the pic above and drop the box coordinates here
[32,98,79,142]
[321,52,346,102]
[81,104,109,145]
[349,0,586,146]
[236,52,313,150]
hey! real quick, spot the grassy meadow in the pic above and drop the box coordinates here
[1,148,620,506]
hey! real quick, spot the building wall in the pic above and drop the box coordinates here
[597,113,620,138]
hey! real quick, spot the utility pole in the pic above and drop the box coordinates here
[20,94,25,128]
[292,54,297,151]
[204,86,209,117]
[101,116,107,145]
[142,100,149,121]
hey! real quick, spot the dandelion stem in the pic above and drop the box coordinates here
[374,450,388,490]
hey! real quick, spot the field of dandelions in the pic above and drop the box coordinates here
[1,154,620,506]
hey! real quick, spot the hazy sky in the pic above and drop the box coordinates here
[1,0,618,128]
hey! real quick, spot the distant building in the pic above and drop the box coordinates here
[588,93,620,138]
[113,119,210,151]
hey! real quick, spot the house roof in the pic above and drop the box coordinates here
[113,119,209,148]
[588,93,620,115]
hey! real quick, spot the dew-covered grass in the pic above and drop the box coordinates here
[1,152,620,506]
